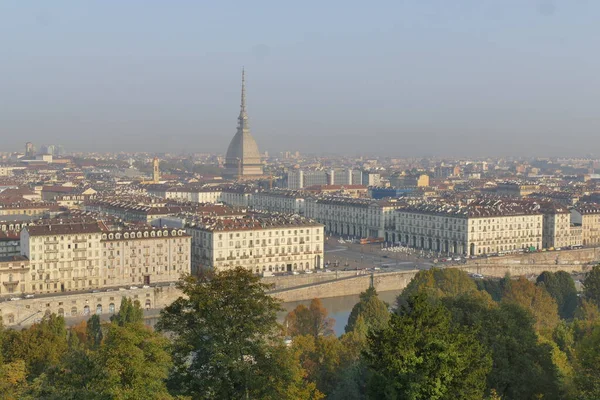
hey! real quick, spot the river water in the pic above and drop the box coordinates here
[279,290,402,336]
[143,290,402,335]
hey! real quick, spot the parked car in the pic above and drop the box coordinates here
[10,297,22,301]
[24,294,34,299]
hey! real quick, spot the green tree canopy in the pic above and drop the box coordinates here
[502,277,560,334]
[396,268,479,308]
[583,264,600,307]
[156,267,315,399]
[2,314,68,379]
[345,287,390,334]
[445,295,562,400]
[574,324,600,399]
[365,293,491,400]
[110,297,144,326]
[285,298,335,338]
[536,271,578,319]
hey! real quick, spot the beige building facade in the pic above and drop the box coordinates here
[396,199,544,256]
[187,215,324,275]
[305,197,402,239]
[571,204,600,246]
[18,223,191,296]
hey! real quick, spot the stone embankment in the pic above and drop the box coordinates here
[2,248,598,327]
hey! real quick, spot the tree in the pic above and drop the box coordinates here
[285,298,335,338]
[110,297,144,326]
[536,271,578,319]
[443,294,562,399]
[502,277,560,334]
[86,314,104,348]
[583,264,600,307]
[476,273,511,302]
[574,324,600,399]
[365,293,491,400]
[396,268,479,308]
[345,287,390,334]
[93,323,173,400]
[3,314,68,378]
[483,303,561,400]
[157,267,315,399]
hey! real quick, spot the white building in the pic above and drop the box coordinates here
[396,199,544,256]
[20,222,106,293]
[101,228,190,287]
[186,215,324,275]
[252,190,307,215]
[19,222,191,295]
[304,196,402,239]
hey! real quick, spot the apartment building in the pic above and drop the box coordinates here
[101,227,190,287]
[18,222,191,295]
[571,203,600,246]
[21,222,106,293]
[396,199,544,256]
[0,256,30,296]
[251,190,306,215]
[186,215,324,275]
[304,197,403,239]
[538,201,573,249]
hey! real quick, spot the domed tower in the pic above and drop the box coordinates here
[224,69,263,179]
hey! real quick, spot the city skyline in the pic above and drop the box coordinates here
[2,1,600,157]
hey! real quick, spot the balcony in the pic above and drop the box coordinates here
[73,248,86,253]
[240,255,250,259]
[226,256,236,260]
[73,239,87,243]
[73,256,87,261]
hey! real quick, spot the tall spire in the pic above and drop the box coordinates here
[241,68,247,114]
[238,67,249,129]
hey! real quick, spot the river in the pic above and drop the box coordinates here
[143,290,401,335]
[279,290,402,336]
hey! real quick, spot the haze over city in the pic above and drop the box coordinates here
[2,1,600,156]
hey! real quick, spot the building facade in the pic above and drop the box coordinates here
[396,199,543,256]
[18,222,191,295]
[304,197,402,239]
[186,215,324,275]
[571,204,600,246]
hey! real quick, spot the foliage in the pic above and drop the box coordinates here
[111,297,144,326]
[574,324,600,399]
[86,314,104,348]
[475,273,511,302]
[583,264,600,307]
[285,298,336,338]
[502,276,560,334]
[365,293,491,400]
[2,314,68,378]
[536,271,578,319]
[396,268,479,307]
[157,267,314,399]
[92,323,173,399]
[445,294,562,399]
[483,303,561,400]
[345,287,390,334]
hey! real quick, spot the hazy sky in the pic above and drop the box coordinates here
[1,1,599,157]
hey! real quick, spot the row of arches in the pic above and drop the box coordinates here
[56,300,152,317]
[398,234,467,255]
